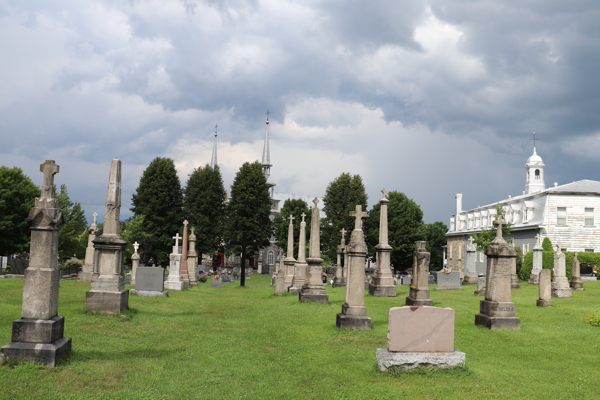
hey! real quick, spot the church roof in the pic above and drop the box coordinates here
[546,179,600,195]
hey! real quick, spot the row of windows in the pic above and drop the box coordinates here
[557,207,595,226]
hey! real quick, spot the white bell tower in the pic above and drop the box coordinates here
[524,134,545,195]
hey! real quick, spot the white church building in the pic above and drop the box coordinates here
[446,146,600,277]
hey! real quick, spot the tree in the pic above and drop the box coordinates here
[470,205,512,252]
[321,173,368,261]
[224,161,272,252]
[56,184,88,259]
[0,166,40,255]
[364,191,424,272]
[183,164,226,256]
[131,157,184,264]
[542,237,553,251]
[423,221,449,272]
[121,214,152,263]
[273,198,311,258]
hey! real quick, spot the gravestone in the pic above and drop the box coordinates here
[570,253,584,290]
[130,241,140,286]
[376,306,466,371]
[405,241,433,306]
[368,189,396,297]
[283,215,297,292]
[9,254,28,275]
[436,271,462,290]
[428,274,435,285]
[401,276,412,285]
[289,213,307,293]
[332,228,347,287]
[84,159,129,314]
[299,199,328,303]
[1,160,72,367]
[336,205,371,329]
[78,212,97,282]
[164,234,184,291]
[528,234,543,284]
[222,275,233,283]
[212,277,223,287]
[180,221,190,287]
[580,263,597,281]
[463,237,478,283]
[188,227,198,286]
[131,267,168,297]
[551,245,572,298]
[475,216,520,330]
[509,239,520,289]
[536,269,552,307]
[474,275,486,296]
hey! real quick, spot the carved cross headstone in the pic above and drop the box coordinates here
[184,220,188,227]
[191,227,195,235]
[288,215,295,224]
[312,197,319,207]
[173,233,181,249]
[381,188,389,199]
[40,160,59,200]
[535,233,540,244]
[301,212,306,222]
[92,212,98,223]
[133,241,139,253]
[349,205,368,231]
[492,216,506,238]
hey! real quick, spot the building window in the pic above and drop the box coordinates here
[458,245,462,260]
[479,252,484,262]
[561,248,567,253]
[557,207,567,225]
[585,208,594,226]
[449,246,453,259]
[585,249,594,252]
[267,251,274,265]
[535,169,540,179]
[523,243,529,252]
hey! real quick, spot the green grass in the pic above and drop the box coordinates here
[1,276,599,400]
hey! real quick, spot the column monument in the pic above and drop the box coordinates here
[299,199,328,303]
[78,212,98,282]
[283,215,296,291]
[188,227,198,286]
[332,228,347,287]
[369,189,396,296]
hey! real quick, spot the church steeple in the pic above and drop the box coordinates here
[524,133,545,195]
[210,124,218,168]
[261,111,275,196]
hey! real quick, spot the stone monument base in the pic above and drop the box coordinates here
[299,285,328,303]
[474,289,485,296]
[463,276,478,284]
[336,313,372,330]
[581,276,597,281]
[165,280,184,291]
[405,296,433,306]
[551,287,572,297]
[288,286,301,294]
[332,277,346,287]
[1,336,71,367]
[130,289,168,297]
[511,274,521,289]
[436,286,463,290]
[85,290,129,313]
[274,275,285,295]
[376,348,465,371]
[475,314,520,330]
[528,273,540,284]
[570,281,584,290]
[536,299,552,307]
[77,270,93,283]
[368,283,396,297]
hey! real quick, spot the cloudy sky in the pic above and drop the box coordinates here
[2,0,600,226]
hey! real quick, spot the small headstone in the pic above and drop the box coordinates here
[529,234,543,284]
[401,276,412,285]
[570,253,584,290]
[536,269,552,307]
[551,247,572,298]
[428,274,435,285]
[274,274,285,295]
[406,242,433,306]
[222,275,233,283]
[464,237,478,283]
[131,267,168,297]
[436,271,462,290]
[212,277,223,287]
[474,275,486,296]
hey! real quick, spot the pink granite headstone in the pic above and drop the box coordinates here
[387,306,455,352]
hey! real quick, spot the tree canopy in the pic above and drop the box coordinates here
[56,184,88,259]
[0,166,40,255]
[364,191,424,272]
[273,198,311,258]
[321,173,368,261]
[224,161,272,253]
[423,221,448,272]
[131,157,184,264]
[183,164,226,256]
[121,214,152,263]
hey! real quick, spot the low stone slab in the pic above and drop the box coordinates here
[376,348,466,371]
[1,336,72,367]
[130,289,168,297]
[222,275,233,283]
[401,276,412,285]
[136,267,165,292]
[436,272,462,290]
[212,278,223,287]
[581,276,597,281]
[388,306,454,352]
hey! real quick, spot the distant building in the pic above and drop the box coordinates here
[446,145,600,277]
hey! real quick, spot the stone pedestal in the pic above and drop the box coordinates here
[332,244,346,287]
[165,254,184,291]
[299,260,329,303]
[536,269,552,306]
[475,219,520,330]
[368,195,396,297]
[463,239,478,283]
[131,253,140,286]
[474,275,486,296]
[406,241,433,306]
[551,248,572,298]
[283,258,295,292]
[289,259,306,294]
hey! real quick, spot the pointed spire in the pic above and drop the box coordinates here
[262,111,271,168]
[210,124,218,168]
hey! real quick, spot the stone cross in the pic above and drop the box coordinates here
[40,160,59,200]
[191,227,195,235]
[312,197,319,207]
[468,236,474,245]
[340,228,346,238]
[133,241,139,253]
[535,233,540,244]
[288,215,295,224]
[92,212,98,223]
[349,205,368,230]
[184,220,188,227]
[173,233,181,249]
[492,216,506,238]
[301,213,306,222]
[381,188,389,199]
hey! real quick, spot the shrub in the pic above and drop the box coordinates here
[586,312,600,327]
[542,237,553,251]
[520,251,533,281]
[198,276,207,283]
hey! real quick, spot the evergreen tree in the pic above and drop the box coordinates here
[131,157,184,264]
[273,198,311,258]
[542,237,553,251]
[423,221,448,272]
[183,164,226,256]
[364,191,424,272]
[55,184,88,259]
[321,173,368,261]
[0,166,40,255]
[121,214,152,263]
[224,161,272,252]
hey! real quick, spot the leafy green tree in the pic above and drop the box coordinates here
[56,184,88,259]
[365,191,424,272]
[131,157,184,264]
[183,164,226,256]
[224,161,272,252]
[273,198,311,258]
[470,205,512,253]
[121,214,152,263]
[423,221,449,272]
[542,237,553,251]
[321,173,368,261]
[0,166,40,255]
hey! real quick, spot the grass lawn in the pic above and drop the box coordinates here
[1,275,599,400]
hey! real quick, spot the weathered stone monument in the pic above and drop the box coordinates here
[78,212,98,282]
[510,238,520,289]
[376,306,466,371]
[528,234,543,284]
[475,216,520,330]
[1,160,72,366]
[188,227,198,286]
[368,189,396,297]
[551,245,572,298]
[130,241,140,286]
[332,228,347,287]
[290,214,308,293]
[336,205,371,329]
[536,269,552,307]
[299,199,328,303]
[474,275,486,296]
[570,252,584,290]
[283,215,296,291]
[180,221,190,287]
[85,159,129,314]
[463,237,478,283]
[405,241,433,306]
[164,233,184,291]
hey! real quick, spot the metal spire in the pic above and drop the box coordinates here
[210,124,218,168]
[261,111,271,168]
